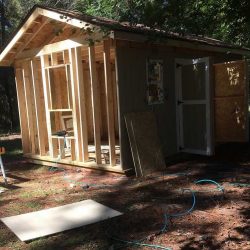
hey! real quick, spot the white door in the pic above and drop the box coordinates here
[175,57,213,155]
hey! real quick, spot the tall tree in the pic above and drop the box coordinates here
[75,0,250,47]
[0,0,78,48]
[0,0,5,46]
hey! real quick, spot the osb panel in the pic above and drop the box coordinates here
[214,60,248,142]
[215,96,247,142]
[28,23,55,48]
[125,112,165,177]
[51,26,83,44]
[214,61,246,97]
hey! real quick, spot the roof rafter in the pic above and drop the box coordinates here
[10,17,50,62]
[37,8,93,29]
[0,8,41,62]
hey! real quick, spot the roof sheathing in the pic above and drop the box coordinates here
[32,5,250,53]
[0,4,250,65]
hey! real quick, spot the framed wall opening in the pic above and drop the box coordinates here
[15,40,122,172]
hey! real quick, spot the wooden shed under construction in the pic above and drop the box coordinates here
[0,5,249,174]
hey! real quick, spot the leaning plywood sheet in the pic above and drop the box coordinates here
[125,114,141,177]
[125,112,165,177]
[1,200,122,241]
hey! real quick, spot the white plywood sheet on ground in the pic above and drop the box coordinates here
[1,199,122,241]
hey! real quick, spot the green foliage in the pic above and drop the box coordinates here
[1,0,250,47]
[75,0,250,47]
[1,0,78,44]
[0,84,11,132]
[163,0,250,46]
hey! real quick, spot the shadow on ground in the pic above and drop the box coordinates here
[0,142,249,249]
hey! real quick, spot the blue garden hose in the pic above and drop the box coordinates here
[194,179,224,193]
[160,189,196,233]
[56,169,223,249]
[109,179,225,249]
[109,235,172,250]
[108,189,196,249]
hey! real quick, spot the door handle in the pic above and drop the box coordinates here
[177,100,184,105]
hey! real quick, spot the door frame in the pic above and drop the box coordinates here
[175,57,214,155]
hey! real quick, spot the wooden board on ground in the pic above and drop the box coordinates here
[125,112,165,177]
[1,199,122,241]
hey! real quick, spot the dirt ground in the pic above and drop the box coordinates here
[0,136,249,250]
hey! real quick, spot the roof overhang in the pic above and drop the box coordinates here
[1,5,250,66]
[0,6,102,66]
[113,30,250,56]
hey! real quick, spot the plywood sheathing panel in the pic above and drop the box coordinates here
[0,8,42,64]
[11,20,50,55]
[32,22,71,48]
[10,21,80,63]
[215,61,246,97]
[1,200,122,242]
[20,20,69,51]
[27,23,55,49]
[215,97,247,142]
[13,18,49,59]
[214,60,248,142]
[37,23,68,48]
[51,25,82,44]
[125,112,165,177]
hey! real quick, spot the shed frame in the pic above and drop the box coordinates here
[1,5,250,174]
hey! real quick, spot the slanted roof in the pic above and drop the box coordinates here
[1,5,250,66]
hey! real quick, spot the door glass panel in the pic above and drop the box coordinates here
[182,104,207,150]
[181,62,206,100]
